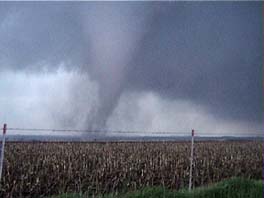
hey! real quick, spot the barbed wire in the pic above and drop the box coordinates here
[5,127,191,135]
[1,127,263,136]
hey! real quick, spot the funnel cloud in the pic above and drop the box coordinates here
[0,2,262,136]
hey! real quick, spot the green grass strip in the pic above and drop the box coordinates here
[53,177,263,198]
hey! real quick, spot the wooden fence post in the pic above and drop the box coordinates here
[189,129,194,191]
[0,123,7,182]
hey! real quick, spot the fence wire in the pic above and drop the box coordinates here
[5,127,191,136]
[1,127,263,137]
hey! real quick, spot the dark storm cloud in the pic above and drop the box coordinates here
[127,2,263,124]
[0,2,157,129]
[0,2,262,129]
[0,2,87,72]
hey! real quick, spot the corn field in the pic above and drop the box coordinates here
[0,141,262,197]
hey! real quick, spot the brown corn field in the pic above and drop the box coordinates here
[0,141,262,197]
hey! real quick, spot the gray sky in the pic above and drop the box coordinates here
[0,2,263,136]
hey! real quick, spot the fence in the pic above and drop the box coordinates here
[0,123,199,190]
[0,123,263,195]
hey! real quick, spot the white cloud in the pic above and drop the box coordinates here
[107,91,262,137]
[0,64,99,135]
[0,67,261,137]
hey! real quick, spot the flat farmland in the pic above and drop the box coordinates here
[0,141,262,197]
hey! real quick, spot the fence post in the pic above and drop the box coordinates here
[0,123,7,182]
[188,129,194,191]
